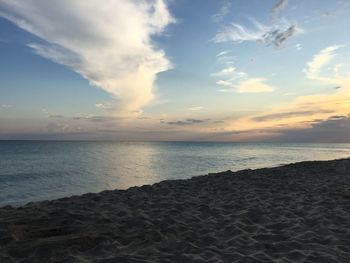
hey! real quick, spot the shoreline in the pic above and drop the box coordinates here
[1,158,350,262]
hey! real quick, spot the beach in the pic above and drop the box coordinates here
[1,158,350,262]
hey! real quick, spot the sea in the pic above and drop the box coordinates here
[1,141,350,206]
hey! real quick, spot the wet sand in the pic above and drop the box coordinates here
[1,158,350,262]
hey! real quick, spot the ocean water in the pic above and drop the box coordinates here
[1,141,350,206]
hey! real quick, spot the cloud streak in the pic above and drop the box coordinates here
[252,110,333,122]
[305,45,344,82]
[1,104,13,108]
[189,106,203,111]
[236,78,275,93]
[0,0,174,117]
[271,0,288,16]
[213,19,300,48]
[167,119,208,126]
[212,0,232,23]
[213,65,274,93]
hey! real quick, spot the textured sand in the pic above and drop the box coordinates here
[1,158,350,262]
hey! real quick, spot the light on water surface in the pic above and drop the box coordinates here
[1,141,350,206]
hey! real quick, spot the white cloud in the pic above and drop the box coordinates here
[216,50,231,58]
[0,0,174,117]
[212,66,236,76]
[236,78,275,93]
[212,66,248,80]
[218,89,233,93]
[296,43,302,51]
[213,63,274,93]
[213,19,300,48]
[305,45,344,82]
[216,54,235,65]
[95,103,113,110]
[216,80,232,86]
[189,106,203,111]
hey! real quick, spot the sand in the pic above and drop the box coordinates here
[0,158,350,262]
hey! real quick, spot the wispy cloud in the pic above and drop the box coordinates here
[213,65,274,93]
[0,0,174,117]
[49,114,63,118]
[216,50,231,58]
[212,0,232,23]
[95,103,113,110]
[214,19,300,48]
[271,0,288,16]
[218,45,350,136]
[252,110,332,122]
[216,80,233,86]
[211,66,237,77]
[1,104,12,108]
[225,80,350,139]
[215,50,236,66]
[189,106,203,111]
[236,78,275,93]
[167,118,208,126]
[71,114,118,123]
[272,116,350,142]
[305,45,344,82]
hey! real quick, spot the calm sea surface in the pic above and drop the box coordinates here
[1,141,350,206]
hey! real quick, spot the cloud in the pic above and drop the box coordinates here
[189,106,203,111]
[305,45,344,82]
[212,0,232,23]
[216,80,232,86]
[236,78,275,93]
[0,0,174,117]
[213,65,274,93]
[211,66,236,76]
[71,114,118,123]
[224,75,350,139]
[167,119,208,126]
[205,115,350,142]
[1,104,12,108]
[252,110,332,122]
[49,114,63,118]
[215,51,235,65]
[95,103,113,110]
[273,116,350,142]
[265,24,298,48]
[213,19,300,48]
[220,45,350,134]
[212,66,247,79]
[296,43,302,51]
[271,0,288,16]
[216,50,231,58]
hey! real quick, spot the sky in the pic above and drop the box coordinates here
[0,0,350,141]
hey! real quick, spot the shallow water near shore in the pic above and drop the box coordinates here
[1,141,350,206]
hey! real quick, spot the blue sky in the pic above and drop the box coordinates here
[0,0,350,141]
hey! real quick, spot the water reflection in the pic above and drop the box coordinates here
[1,141,350,205]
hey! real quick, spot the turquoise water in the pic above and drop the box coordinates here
[1,141,350,206]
